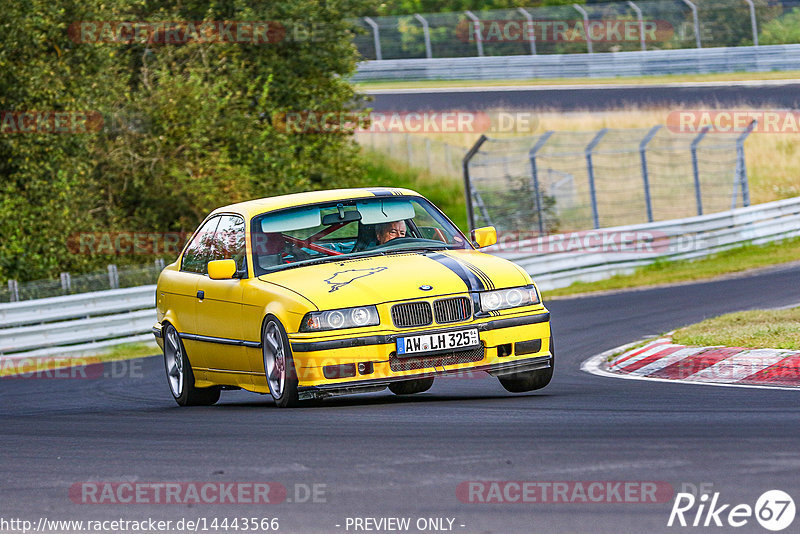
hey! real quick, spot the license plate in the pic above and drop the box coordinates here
[396,328,480,356]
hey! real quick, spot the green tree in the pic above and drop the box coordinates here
[0,0,128,280]
[759,7,800,45]
[1,0,375,282]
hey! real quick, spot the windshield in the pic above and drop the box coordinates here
[250,196,470,275]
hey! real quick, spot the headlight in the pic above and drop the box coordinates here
[299,306,380,332]
[479,286,539,312]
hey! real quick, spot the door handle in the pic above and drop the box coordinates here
[196,290,205,300]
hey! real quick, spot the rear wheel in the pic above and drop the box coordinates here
[498,338,555,393]
[163,324,220,406]
[262,317,300,408]
[388,377,434,395]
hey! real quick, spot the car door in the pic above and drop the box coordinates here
[171,215,222,378]
[195,214,251,386]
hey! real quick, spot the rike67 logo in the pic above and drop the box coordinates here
[668,490,795,531]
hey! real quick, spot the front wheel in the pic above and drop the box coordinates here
[163,324,220,406]
[262,317,300,408]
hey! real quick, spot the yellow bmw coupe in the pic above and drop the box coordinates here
[153,188,553,407]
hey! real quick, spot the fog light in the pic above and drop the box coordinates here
[514,339,542,355]
[323,363,356,379]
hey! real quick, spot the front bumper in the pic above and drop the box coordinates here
[296,353,552,400]
[290,310,552,394]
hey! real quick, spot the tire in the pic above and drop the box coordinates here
[498,337,555,393]
[163,324,221,406]
[388,377,434,395]
[262,316,300,408]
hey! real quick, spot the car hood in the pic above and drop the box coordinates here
[257,249,531,310]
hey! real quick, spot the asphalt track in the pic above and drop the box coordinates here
[2,262,800,534]
[366,81,800,111]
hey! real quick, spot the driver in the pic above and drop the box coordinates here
[375,220,406,244]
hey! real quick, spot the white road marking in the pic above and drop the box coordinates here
[686,349,791,383]
[608,340,672,371]
[581,344,800,391]
[625,346,707,377]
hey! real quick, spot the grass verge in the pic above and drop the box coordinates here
[356,70,800,91]
[672,307,800,350]
[543,236,800,298]
[0,341,160,378]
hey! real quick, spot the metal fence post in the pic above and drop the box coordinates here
[108,264,119,289]
[8,279,19,302]
[744,0,758,46]
[572,4,593,54]
[585,128,608,229]
[681,0,701,48]
[690,127,709,216]
[444,143,452,174]
[463,135,488,232]
[60,272,72,293]
[363,17,382,60]
[405,133,413,165]
[517,7,537,55]
[155,258,166,271]
[528,131,554,235]
[464,11,484,57]
[639,125,662,222]
[413,14,433,58]
[627,1,646,51]
[736,120,756,207]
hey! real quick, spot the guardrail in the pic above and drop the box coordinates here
[0,286,157,359]
[1,197,798,358]
[352,44,800,81]
[490,196,800,290]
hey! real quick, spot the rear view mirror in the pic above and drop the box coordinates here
[208,259,237,280]
[322,209,361,225]
[471,226,497,248]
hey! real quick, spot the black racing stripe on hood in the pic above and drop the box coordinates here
[369,188,394,197]
[446,253,495,290]
[427,253,485,291]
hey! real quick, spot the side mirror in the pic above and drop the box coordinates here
[471,226,497,248]
[208,259,238,280]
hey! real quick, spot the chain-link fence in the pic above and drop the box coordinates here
[356,132,466,178]
[354,0,800,60]
[1,260,166,303]
[464,125,753,234]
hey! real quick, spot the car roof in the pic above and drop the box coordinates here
[210,187,423,219]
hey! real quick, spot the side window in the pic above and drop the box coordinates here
[212,215,247,274]
[181,217,221,274]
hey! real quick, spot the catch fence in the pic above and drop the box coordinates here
[463,124,754,233]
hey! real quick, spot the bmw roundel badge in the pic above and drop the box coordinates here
[419,285,433,291]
